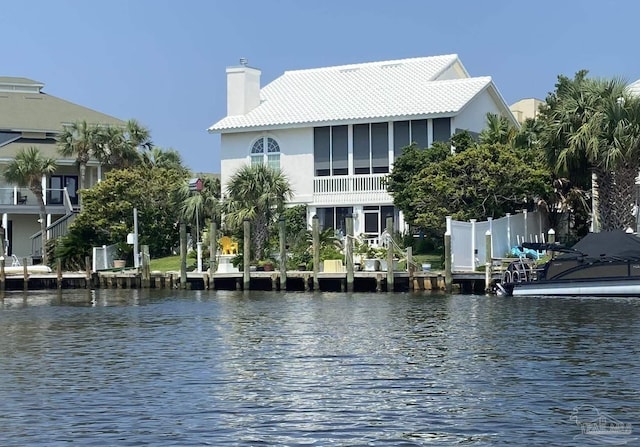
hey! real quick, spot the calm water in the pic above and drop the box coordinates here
[0,289,639,446]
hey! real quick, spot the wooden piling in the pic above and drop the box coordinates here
[386,216,394,291]
[141,245,150,288]
[304,273,311,292]
[179,222,187,289]
[444,232,452,293]
[437,274,446,290]
[243,219,250,291]
[57,259,62,289]
[0,258,5,291]
[279,217,287,291]
[485,230,492,293]
[85,256,92,288]
[548,228,556,259]
[210,222,217,289]
[346,215,354,292]
[312,215,319,291]
[407,246,414,290]
[23,257,28,291]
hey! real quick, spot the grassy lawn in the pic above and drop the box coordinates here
[412,252,444,270]
[150,255,187,272]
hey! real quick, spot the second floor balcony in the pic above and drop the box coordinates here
[313,173,393,206]
[0,187,74,214]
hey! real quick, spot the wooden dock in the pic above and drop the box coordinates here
[0,269,486,293]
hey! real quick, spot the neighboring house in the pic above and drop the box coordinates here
[0,77,123,261]
[208,55,517,240]
[510,98,544,124]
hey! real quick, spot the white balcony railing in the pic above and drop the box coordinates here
[313,174,393,205]
[0,187,74,210]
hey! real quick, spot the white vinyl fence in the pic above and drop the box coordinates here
[92,243,118,272]
[447,210,547,271]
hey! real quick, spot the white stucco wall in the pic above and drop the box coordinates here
[8,214,39,258]
[452,88,504,134]
[220,127,315,204]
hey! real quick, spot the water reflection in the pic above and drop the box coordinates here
[0,291,639,445]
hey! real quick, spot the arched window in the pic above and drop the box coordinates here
[250,137,280,169]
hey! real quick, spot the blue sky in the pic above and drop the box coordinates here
[2,0,639,173]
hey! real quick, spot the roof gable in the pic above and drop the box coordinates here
[628,79,640,96]
[210,54,500,132]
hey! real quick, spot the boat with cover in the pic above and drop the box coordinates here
[497,231,640,296]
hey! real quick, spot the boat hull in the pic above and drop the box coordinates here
[513,278,640,296]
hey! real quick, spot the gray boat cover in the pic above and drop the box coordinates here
[559,231,640,261]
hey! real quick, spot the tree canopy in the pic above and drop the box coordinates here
[55,165,185,269]
[388,140,551,232]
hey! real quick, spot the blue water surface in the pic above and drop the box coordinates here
[0,289,638,446]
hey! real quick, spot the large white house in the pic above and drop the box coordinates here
[209,54,517,239]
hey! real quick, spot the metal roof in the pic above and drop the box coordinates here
[0,88,123,132]
[209,55,499,132]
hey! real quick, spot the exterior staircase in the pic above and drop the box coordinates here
[29,188,78,262]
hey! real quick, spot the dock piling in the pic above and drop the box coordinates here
[444,231,452,293]
[243,219,250,291]
[386,216,394,291]
[179,222,187,289]
[346,215,354,293]
[312,215,319,291]
[279,217,287,291]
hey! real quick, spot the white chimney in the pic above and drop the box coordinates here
[226,58,261,116]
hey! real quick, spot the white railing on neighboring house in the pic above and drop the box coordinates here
[0,187,32,205]
[29,188,77,260]
[313,174,393,205]
[0,187,75,209]
[447,210,547,271]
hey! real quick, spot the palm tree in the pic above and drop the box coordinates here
[224,164,293,261]
[3,147,57,265]
[124,119,153,151]
[543,74,640,231]
[179,175,222,243]
[59,119,152,183]
[98,119,152,169]
[480,113,518,146]
[97,125,141,169]
[142,146,188,175]
[57,120,99,200]
[570,80,640,230]
[536,71,596,237]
